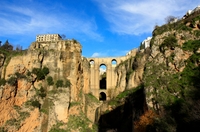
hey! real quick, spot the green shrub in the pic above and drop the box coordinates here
[32,68,39,75]
[49,122,66,132]
[194,30,200,37]
[38,86,46,98]
[47,76,54,86]
[159,35,178,52]
[26,99,41,109]
[15,72,26,79]
[55,79,71,88]
[37,69,45,80]
[182,40,200,52]
[6,118,17,126]
[31,100,41,109]
[42,67,49,76]
[0,78,6,86]
[66,113,96,132]
[32,67,49,80]
[69,102,80,107]
[180,24,192,31]
[85,93,99,103]
[7,76,17,86]
[18,111,30,121]
[56,80,64,88]
[49,128,66,132]
[65,79,71,87]
[26,71,31,76]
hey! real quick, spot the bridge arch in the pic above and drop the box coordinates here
[99,64,107,89]
[111,59,117,66]
[86,49,137,100]
[90,60,95,67]
[99,92,106,101]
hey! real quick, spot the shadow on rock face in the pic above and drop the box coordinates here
[98,87,147,132]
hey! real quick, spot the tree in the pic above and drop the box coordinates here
[165,16,177,24]
[1,40,13,51]
[32,67,49,80]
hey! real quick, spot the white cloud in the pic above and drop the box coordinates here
[91,52,107,57]
[91,49,130,57]
[0,3,103,41]
[91,52,100,57]
[93,0,200,35]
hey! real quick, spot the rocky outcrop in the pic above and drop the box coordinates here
[0,78,39,132]
[0,39,93,131]
[145,29,200,109]
[114,48,150,95]
[141,12,200,131]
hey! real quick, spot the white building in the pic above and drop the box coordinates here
[141,37,152,48]
[36,34,62,42]
[184,5,200,17]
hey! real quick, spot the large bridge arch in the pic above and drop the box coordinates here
[87,56,129,100]
[86,49,138,100]
[99,64,107,89]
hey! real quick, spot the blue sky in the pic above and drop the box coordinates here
[0,0,199,57]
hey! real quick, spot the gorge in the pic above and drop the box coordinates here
[0,6,200,132]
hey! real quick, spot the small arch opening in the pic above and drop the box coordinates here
[90,60,95,67]
[99,64,106,89]
[99,92,106,101]
[111,59,117,66]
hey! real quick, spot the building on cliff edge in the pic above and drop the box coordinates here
[36,34,62,42]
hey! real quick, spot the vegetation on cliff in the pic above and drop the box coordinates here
[108,10,200,132]
[141,12,200,132]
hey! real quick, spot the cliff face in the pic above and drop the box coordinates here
[142,12,200,131]
[0,39,95,131]
[97,11,200,132]
[115,49,150,91]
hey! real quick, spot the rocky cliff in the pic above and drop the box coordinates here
[0,39,98,132]
[96,9,200,132]
[142,11,200,131]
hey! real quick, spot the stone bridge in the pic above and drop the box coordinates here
[86,49,137,101]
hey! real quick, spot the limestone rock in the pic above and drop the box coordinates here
[53,88,70,122]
